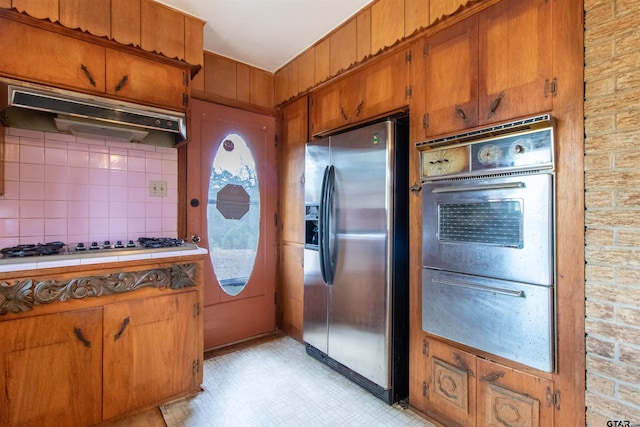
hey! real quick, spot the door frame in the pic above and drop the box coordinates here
[180,99,277,349]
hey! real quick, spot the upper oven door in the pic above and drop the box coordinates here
[422,173,553,286]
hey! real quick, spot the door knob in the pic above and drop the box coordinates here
[191,235,201,244]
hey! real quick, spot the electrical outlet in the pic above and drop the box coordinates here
[149,180,167,197]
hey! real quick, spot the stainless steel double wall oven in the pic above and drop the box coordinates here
[417,114,556,372]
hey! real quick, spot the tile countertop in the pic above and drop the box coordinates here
[0,244,209,273]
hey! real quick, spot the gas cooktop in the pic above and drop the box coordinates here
[0,237,190,260]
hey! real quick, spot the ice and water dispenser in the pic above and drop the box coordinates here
[305,204,319,249]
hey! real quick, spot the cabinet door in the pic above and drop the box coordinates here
[309,77,350,136]
[278,243,304,340]
[280,96,308,244]
[0,17,106,93]
[0,309,103,427]
[478,0,552,125]
[103,291,200,420]
[477,359,554,427]
[359,49,409,121]
[106,48,188,111]
[423,15,479,138]
[420,337,477,427]
[409,334,431,416]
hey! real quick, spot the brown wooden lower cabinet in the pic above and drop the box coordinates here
[411,335,554,427]
[0,309,103,427]
[477,359,554,427]
[103,291,200,419]
[0,258,204,427]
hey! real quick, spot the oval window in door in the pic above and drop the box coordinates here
[208,133,260,296]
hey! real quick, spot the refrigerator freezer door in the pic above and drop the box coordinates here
[303,137,330,353]
[304,138,330,204]
[327,121,393,388]
[303,248,328,353]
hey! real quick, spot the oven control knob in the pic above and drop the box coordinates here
[510,139,532,156]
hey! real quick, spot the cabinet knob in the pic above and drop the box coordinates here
[191,235,201,244]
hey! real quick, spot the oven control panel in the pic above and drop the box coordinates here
[420,126,555,180]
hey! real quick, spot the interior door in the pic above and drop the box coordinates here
[187,99,277,349]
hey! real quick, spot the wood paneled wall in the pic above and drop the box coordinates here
[190,51,275,111]
[0,0,204,67]
[274,0,473,105]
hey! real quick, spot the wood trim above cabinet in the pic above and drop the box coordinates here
[59,0,111,38]
[0,3,203,69]
[111,0,142,47]
[10,0,58,20]
[0,8,198,71]
[141,0,185,60]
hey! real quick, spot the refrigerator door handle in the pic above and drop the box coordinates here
[319,165,330,284]
[325,165,336,285]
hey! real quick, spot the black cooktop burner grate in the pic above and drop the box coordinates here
[0,242,66,258]
[137,237,185,249]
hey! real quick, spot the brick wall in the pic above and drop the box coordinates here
[584,0,640,424]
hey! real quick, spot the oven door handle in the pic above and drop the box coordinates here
[431,277,525,298]
[432,181,524,193]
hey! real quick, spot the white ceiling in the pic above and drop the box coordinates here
[155,0,374,73]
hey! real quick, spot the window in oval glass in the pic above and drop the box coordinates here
[207,133,260,296]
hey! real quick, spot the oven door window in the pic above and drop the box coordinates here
[437,200,523,248]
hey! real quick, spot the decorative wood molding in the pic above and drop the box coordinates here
[0,263,197,315]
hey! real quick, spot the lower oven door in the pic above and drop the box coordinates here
[422,268,554,372]
[422,173,553,286]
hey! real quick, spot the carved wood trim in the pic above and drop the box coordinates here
[0,263,197,315]
[484,382,540,427]
[433,357,469,413]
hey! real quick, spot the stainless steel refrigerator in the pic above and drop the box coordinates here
[303,118,409,404]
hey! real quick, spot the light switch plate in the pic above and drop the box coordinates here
[149,180,167,197]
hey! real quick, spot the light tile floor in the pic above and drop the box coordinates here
[160,336,435,427]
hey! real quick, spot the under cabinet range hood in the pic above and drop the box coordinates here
[0,78,186,146]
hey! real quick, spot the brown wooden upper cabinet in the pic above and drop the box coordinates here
[0,15,190,111]
[310,48,411,137]
[0,16,107,93]
[417,0,552,140]
[106,49,188,111]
